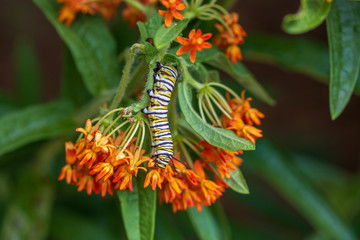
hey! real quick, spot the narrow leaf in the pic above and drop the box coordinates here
[154,19,190,49]
[212,203,232,240]
[187,207,221,240]
[12,40,41,106]
[282,0,331,34]
[204,53,275,105]
[246,139,356,240]
[243,33,330,82]
[117,171,156,240]
[327,0,360,119]
[0,101,74,157]
[178,82,255,151]
[243,33,360,96]
[61,46,89,107]
[34,0,120,96]
[209,164,249,194]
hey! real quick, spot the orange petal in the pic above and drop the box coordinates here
[172,11,184,20]
[188,29,196,39]
[176,3,186,10]
[176,36,189,44]
[201,33,212,40]
[176,45,191,56]
[164,11,173,27]
[189,49,197,63]
[158,10,166,16]
[201,42,212,49]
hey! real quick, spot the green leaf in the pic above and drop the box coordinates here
[243,33,360,96]
[187,207,221,240]
[178,82,254,151]
[209,164,249,194]
[33,0,120,96]
[327,0,360,119]
[138,14,162,42]
[168,45,221,64]
[246,139,356,240]
[61,46,90,107]
[0,101,74,157]
[243,33,330,82]
[12,40,41,106]
[154,19,190,49]
[282,0,332,34]
[117,171,156,240]
[204,53,275,105]
[137,22,149,42]
[212,203,232,240]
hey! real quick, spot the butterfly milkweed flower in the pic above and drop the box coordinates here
[213,12,247,64]
[176,29,212,63]
[158,0,187,27]
[59,117,150,196]
[57,0,121,26]
[222,91,264,144]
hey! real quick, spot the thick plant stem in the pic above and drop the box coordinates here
[111,43,145,110]
[132,46,168,113]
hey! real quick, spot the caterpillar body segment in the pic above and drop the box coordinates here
[143,62,178,169]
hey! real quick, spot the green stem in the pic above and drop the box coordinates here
[121,121,140,151]
[208,82,241,100]
[202,99,217,125]
[131,45,169,112]
[106,120,129,138]
[179,57,204,89]
[182,138,201,156]
[208,92,232,119]
[209,87,232,113]
[110,43,145,110]
[205,94,221,126]
[169,86,179,135]
[179,141,194,169]
[123,0,147,12]
[198,92,206,121]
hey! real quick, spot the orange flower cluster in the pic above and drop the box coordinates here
[199,141,243,179]
[58,119,150,196]
[223,91,265,144]
[57,0,121,26]
[122,0,156,27]
[144,155,226,212]
[176,29,212,63]
[213,13,247,64]
[159,0,187,27]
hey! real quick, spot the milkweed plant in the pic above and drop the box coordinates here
[2,0,360,239]
[58,0,265,212]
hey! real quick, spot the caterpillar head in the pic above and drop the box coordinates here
[153,62,163,74]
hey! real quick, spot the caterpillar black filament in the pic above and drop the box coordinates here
[142,62,178,169]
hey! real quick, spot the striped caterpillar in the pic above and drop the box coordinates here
[142,62,178,169]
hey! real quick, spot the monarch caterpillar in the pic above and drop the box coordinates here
[142,62,179,169]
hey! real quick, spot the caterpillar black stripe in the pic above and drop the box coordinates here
[142,62,178,169]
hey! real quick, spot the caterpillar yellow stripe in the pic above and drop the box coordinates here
[142,62,178,169]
